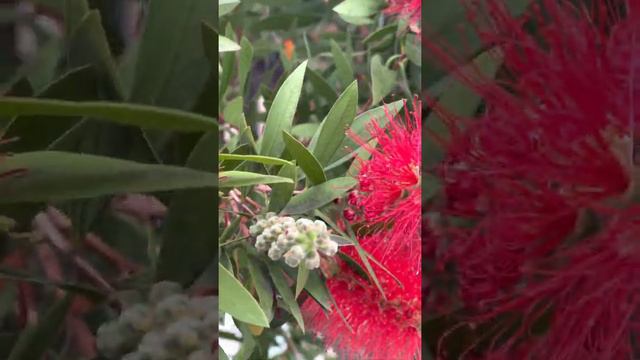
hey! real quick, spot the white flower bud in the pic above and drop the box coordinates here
[268,245,283,260]
[319,239,338,256]
[271,224,283,235]
[286,229,299,241]
[266,212,277,219]
[276,234,288,248]
[284,245,305,267]
[305,250,320,269]
[281,216,295,225]
[313,220,327,232]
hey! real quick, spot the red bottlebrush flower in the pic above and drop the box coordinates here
[423,0,640,358]
[303,235,421,360]
[348,101,421,266]
[475,208,640,359]
[385,0,421,33]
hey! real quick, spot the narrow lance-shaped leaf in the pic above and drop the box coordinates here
[330,40,354,86]
[219,35,241,52]
[219,264,270,327]
[219,0,240,16]
[371,55,397,105]
[268,163,297,213]
[0,97,217,132]
[220,171,294,188]
[260,60,308,157]
[312,81,358,166]
[282,177,356,214]
[0,151,218,203]
[267,263,305,332]
[282,131,326,185]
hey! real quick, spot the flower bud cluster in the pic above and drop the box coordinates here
[96,281,216,360]
[249,213,338,269]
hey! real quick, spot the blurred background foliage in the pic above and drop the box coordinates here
[0,0,219,358]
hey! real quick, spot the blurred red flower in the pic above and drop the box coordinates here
[304,101,422,359]
[424,0,640,357]
[385,0,421,33]
[348,101,422,267]
[303,236,421,360]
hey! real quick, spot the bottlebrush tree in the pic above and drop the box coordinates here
[218,0,421,358]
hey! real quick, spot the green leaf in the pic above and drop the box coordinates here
[67,9,124,97]
[267,263,304,332]
[312,81,358,166]
[282,177,356,214]
[0,151,218,203]
[219,264,270,327]
[268,163,297,213]
[404,34,421,66]
[64,0,89,36]
[260,60,308,157]
[363,24,397,47]
[330,40,353,86]
[292,123,320,140]
[306,68,338,103]
[3,66,101,153]
[219,0,240,16]
[282,131,326,185]
[219,35,241,52]
[247,259,274,321]
[220,349,231,360]
[219,24,237,103]
[238,37,254,94]
[0,97,217,132]
[371,55,397,105]
[8,293,73,360]
[303,271,332,310]
[222,96,245,130]
[333,0,383,18]
[156,132,218,285]
[130,0,216,110]
[219,154,294,166]
[323,100,404,169]
[220,171,294,188]
[295,265,310,299]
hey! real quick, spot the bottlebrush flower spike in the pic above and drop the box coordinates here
[303,236,421,360]
[424,0,640,358]
[385,0,421,33]
[348,100,421,266]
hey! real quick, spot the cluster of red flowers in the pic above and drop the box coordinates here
[303,101,422,359]
[425,0,640,358]
[385,0,421,33]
